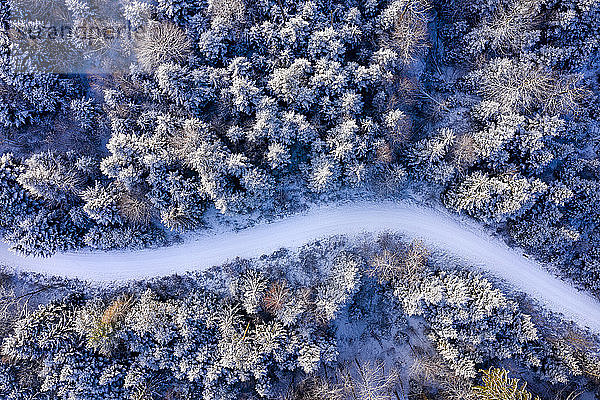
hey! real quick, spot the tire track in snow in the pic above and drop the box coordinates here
[1,201,599,331]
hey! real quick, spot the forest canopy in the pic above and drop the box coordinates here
[0,0,599,292]
[1,236,598,399]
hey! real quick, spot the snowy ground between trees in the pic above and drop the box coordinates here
[1,200,600,332]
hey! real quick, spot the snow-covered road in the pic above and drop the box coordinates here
[1,201,599,331]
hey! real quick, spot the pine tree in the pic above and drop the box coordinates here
[18,151,88,206]
[7,209,82,257]
[0,153,38,229]
[314,252,361,322]
[268,59,315,111]
[81,183,124,226]
[444,171,546,222]
[70,97,100,130]
[266,142,291,170]
[306,155,341,194]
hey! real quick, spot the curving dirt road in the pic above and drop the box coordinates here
[1,201,599,331]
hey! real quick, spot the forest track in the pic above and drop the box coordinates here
[1,201,599,331]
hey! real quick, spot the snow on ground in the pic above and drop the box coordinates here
[1,201,600,332]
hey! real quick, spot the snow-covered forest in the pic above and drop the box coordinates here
[1,236,599,399]
[1,0,600,398]
[1,0,598,293]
